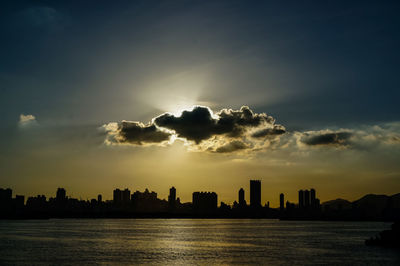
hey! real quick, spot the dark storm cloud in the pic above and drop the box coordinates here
[301,132,353,146]
[215,140,248,153]
[154,106,216,144]
[106,121,171,145]
[154,106,284,144]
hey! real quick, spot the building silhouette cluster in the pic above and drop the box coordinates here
[113,188,131,205]
[1,180,399,220]
[298,189,320,209]
[278,188,322,220]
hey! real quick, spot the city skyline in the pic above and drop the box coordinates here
[2,179,398,221]
[2,179,397,210]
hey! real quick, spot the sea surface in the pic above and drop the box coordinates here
[0,219,398,265]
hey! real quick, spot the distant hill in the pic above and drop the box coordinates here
[352,194,390,218]
[321,193,400,220]
[322,198,352,211]
[390,193,400,208]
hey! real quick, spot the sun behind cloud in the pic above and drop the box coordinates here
[102,105,286,153]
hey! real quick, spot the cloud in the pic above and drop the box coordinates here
[102,121,171,146]
[103,106,286,152]
[19,114,37,127]
[386,135,400,144]
[294,123,400,150]
[301,131,353,146]
[154,106,217,144]
[102,105,400,154]
[251,126,286,138]
[154,106,284,143]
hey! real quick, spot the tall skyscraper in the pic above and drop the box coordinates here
[310,188,316,207]
[97,194,102,203]
[280,193,284,211]
[298,190,304,209]
[304,190,310,208]
[250,180,261,207]
[239,188,245,206]
[168,186,176,209]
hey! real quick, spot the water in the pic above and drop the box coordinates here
[0,219,398,265]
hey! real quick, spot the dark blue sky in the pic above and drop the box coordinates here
[1,1,399,130]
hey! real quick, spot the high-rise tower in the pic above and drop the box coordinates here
[169,186,176,209]
[298,190,304,209]
[239,188,245,206]
[280,193,284,211]
[250,180,261,207]
[310,188,316,207]
[304,189,310,208]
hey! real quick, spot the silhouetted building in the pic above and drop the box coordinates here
[132,189,157,202]
[26,195,47,211]
[299,190,304,209]
[122,188,131,203]
[192,192,217,213]
[0,188,13,213]
[55,188,67,211]
[220,202,231,214]
[0,188,12,201]
[168,187,176,209]
[280,193,284,211]
[304,190,310,208]
[131,189,160,212]
[239,188,245,206]
[15,195,24,208]
[286,201,295,210]
[310,188,316,207]
[56,188,66,202]
[113,189,122,204]
[250,180,261,208]
[97,194,102,203]
[113,188,131,205]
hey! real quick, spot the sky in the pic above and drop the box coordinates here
[1,0,399,206]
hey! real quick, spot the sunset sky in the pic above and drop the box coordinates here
[1,1,399,206]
